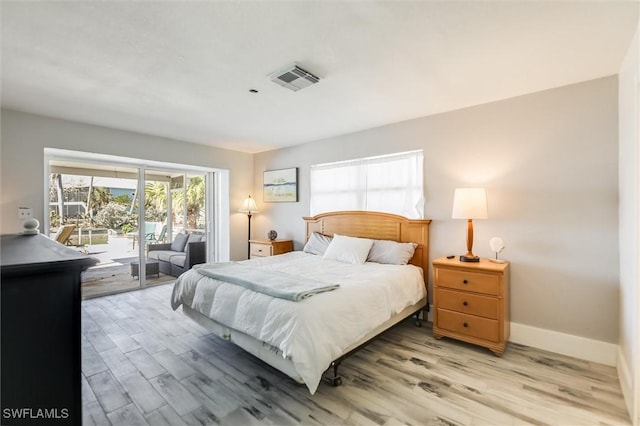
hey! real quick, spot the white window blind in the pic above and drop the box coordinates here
[310,150,424,219]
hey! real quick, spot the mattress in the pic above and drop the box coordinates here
[171,251,426,393]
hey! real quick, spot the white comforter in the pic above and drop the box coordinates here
[171,251,425,394]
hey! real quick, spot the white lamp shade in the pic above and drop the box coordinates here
[452,188,488,219]
[239,196,259,214]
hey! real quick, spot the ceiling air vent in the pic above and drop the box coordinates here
[269,64,320,92]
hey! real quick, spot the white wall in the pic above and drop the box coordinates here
[0,109,253,261]
[254,77,620,347]
[618,18,640,425]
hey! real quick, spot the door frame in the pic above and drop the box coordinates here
[44,148,229,284]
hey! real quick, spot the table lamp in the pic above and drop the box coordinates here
[452,187,488,262]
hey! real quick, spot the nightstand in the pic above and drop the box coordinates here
[432,257,510,355]
[249,239,293,259]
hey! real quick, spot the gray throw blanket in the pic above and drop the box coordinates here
[193,263,339,302]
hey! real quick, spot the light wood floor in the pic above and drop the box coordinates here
[79,235,174,298]
[82,262,173,298]
[82,284,630,426]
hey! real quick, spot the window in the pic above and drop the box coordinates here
[310,150,424,218]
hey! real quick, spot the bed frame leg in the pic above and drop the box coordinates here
[326,361,343,386]
[323,306,429,388]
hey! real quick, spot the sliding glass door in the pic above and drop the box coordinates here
[47,156,216,298]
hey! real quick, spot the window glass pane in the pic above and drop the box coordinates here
[310,150,424,218]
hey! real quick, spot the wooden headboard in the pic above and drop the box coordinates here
[303,211,432,284]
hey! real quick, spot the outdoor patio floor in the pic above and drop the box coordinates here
[81,235,174,298]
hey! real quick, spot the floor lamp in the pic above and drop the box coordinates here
[239,195,259,258]
[452,188,488,262]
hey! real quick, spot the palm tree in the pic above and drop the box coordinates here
[88,186,112,218]
[173,176,205,229]
[50,173,65,224]
[144,182,168,222]
[144,182,167,211]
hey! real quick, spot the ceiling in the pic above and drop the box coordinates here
[2,2,638,153]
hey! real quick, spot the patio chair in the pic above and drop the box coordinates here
[131,222,166,249]
[145,223,168,245]
[153,224,168,243]
[143,222,158,243]
[52,224,76,246]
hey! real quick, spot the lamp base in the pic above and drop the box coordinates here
[460,255,480,263]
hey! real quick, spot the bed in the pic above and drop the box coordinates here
[171,211,431,394]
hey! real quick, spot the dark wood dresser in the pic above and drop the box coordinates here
[1,233,96,425]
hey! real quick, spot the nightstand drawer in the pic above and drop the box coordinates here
[435,288,499,319]
[250,243,270,257]
[436,309,500,342]
[435,268,500,295]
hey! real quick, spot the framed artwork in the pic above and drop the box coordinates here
[263,168,298,202]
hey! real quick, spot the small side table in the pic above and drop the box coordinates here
[249,239,293,259]
[130,260,160,279]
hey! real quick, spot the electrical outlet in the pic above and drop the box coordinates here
[18,207,33,219]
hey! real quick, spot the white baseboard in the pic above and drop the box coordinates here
[423,306,617,366]
[617,347,636,424]
[509,322,617,366]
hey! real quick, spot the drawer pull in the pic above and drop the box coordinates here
[463,301,468,306]
[258,249,263,252]
[463,322,468,328]
[463,279,468,284]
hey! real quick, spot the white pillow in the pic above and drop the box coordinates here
[323,234,373,265]
[367,239,417,265]
[303,232,333,256]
